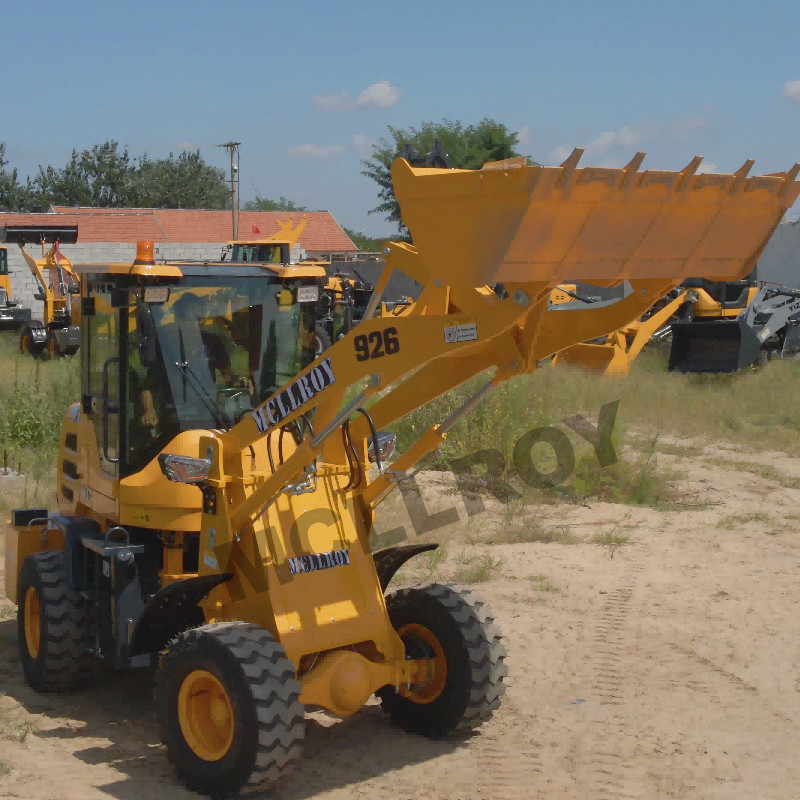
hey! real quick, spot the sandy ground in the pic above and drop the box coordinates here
[1,440,800,799]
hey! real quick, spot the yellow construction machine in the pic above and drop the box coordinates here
[666,272,774,372]
[0,243,32,329]
[546,270,760,376]
[0,225,81,357]
[549,287,690,375]
[224,216,367,354]
[5,150,798,798]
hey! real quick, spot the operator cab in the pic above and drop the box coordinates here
[0,247,7,275]
[79,249,319,480]
[226,242,290,264]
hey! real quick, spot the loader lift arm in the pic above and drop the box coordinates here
[192,151,800,626]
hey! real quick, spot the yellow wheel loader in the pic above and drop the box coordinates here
[223,216,370,355]
[0,244,32,329]
[550,287,690,376]
[1,225,81,358]
[669,282,800,372]
[5,150,798,798]
[665,272,777,372]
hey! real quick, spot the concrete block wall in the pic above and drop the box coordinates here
[5,242,263,320]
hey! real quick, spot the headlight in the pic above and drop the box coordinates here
[157,453,211,484]
[368,431,396,463]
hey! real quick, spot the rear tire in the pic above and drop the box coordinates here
[19,327,36,356]
[17,551,93,692]
[156,622,304,798]
[378,583,507,738]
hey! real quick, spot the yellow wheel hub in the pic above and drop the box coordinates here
[178,670,235,762]
[398,623,447,704]
[23,586,41,659]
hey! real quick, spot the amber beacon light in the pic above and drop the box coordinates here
[134,241,155,265]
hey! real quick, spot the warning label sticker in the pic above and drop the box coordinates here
[443,322,478,343]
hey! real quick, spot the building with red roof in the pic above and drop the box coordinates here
[0,206,359,316]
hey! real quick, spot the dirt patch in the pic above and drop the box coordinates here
[1,444,800,799]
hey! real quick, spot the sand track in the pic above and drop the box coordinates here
[1,443,799,799]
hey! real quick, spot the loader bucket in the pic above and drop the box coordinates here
[391,153,800,289]
[1,225,79,245]
[552,342,631,376]
[668,319,762,372]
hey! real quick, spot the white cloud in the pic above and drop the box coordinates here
[696,161,718,174]
[547,114,710,166]
[515,125,532,147]
[353,134,374,158]
[356,80,401,108]
[313,80,402,111]
[549,145,573,164]
[176,140,192,150]
[783,78,800,102]
[313,92,355,111]
[287,144,344,158]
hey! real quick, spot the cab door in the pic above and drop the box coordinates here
[82,280,121,512]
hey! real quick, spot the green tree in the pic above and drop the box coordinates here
[0,143,27,211]
[361,118,529,233]
[343,227,383,251]
[28,140,134,210]
[22,143,229,210]
[127,151,229,208]
[243,195,307,212]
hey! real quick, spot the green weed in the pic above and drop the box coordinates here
[716,512,772,530]
[453,554,502,583]
[530,574,559,592]
[593,531,630,547]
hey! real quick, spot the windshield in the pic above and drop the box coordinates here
[125,276,317,471]
[0,249,7,275]
[231,243,286,263]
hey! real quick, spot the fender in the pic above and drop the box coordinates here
[128,573,233,656]
[372,543,438,592]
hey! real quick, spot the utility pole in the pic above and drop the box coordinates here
[217,141,241,239]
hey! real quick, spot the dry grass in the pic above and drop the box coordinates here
[490,524,580,545]
[0,710,32,744]
[530,574,559,593]
[716,512,773,530]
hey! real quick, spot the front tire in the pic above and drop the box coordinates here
[314,322,332,357]
[378,583,507,738]
[156,622,304,798]
[17,551,93,691]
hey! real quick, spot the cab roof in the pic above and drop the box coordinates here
[72,260,328,280]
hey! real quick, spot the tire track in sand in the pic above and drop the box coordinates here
[581,558,646,800]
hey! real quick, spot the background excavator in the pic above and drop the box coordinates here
[0,225,81,357]
[0,243,32,329]
[5,149,798,798]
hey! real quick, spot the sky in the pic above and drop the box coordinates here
[3,0,800,237]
